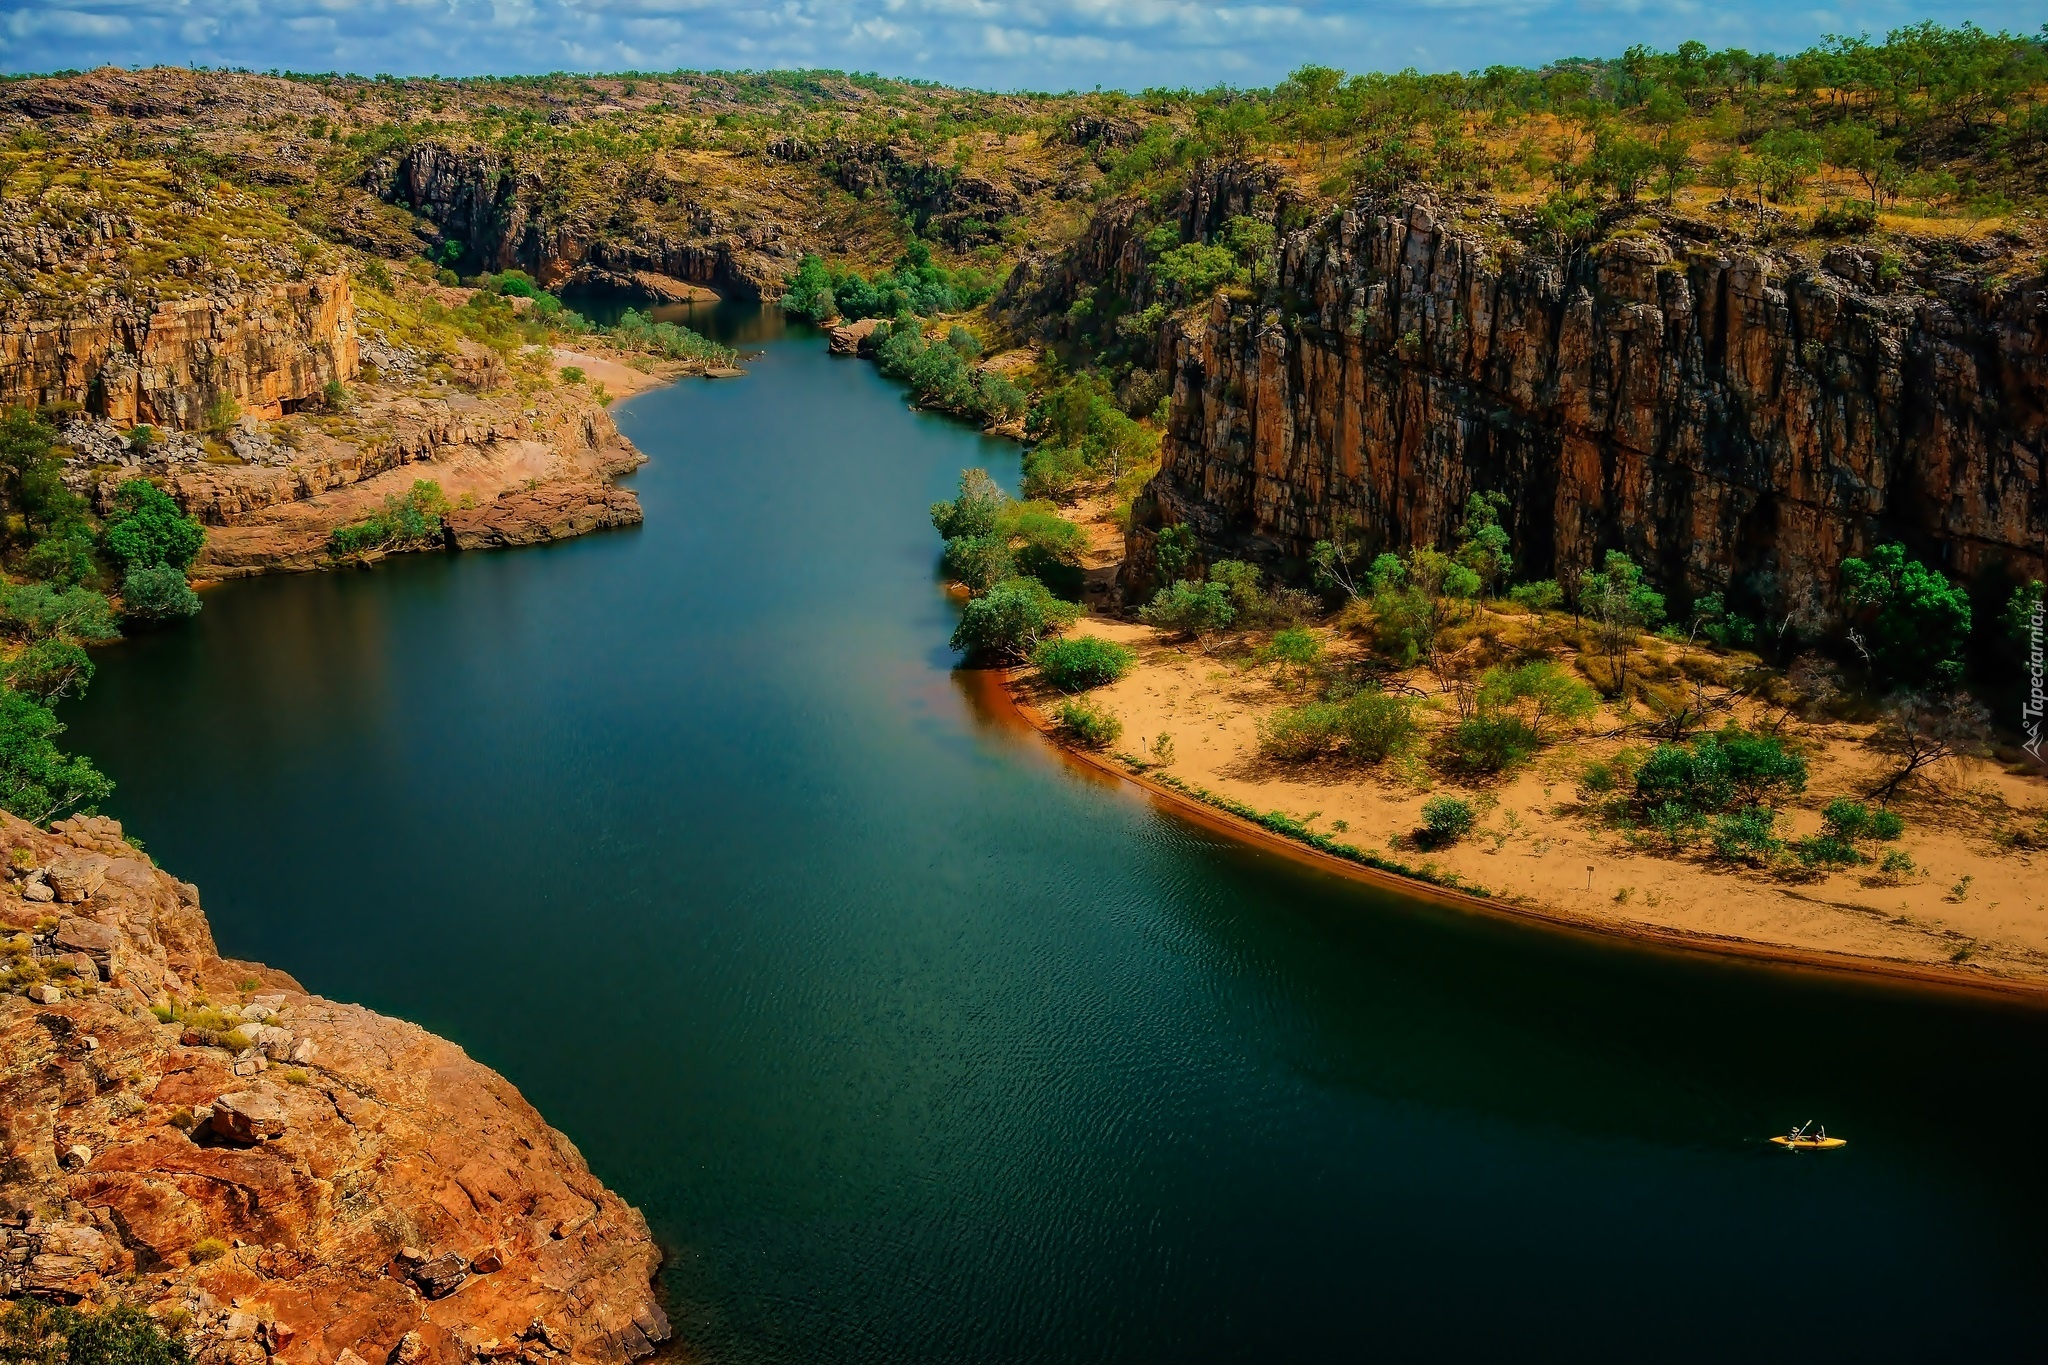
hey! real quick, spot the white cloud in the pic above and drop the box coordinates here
[0,0,2037,88]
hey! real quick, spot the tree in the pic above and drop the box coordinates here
[1367,546,1479,686]
[102,479,206,571]
[0,686,113,824]
[1475,659,1598,741]
[932,468,1008,542]
[1579,551,1666,694]
[1453,491,1512,598]
[0,407,89,545]
[949,577,1078,661]
[121,565,202,622]
[1839,542,1971,688]
[3,636,93,701]
[1141,579,1235,638]
[1867,691,1988,802]
[1822,122,1901,206]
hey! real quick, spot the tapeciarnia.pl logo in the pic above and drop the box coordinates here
[2025,595,2045,764]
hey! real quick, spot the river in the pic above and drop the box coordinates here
[66,309,2048,1362]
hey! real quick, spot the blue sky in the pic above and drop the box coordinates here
[0,0,2039,92]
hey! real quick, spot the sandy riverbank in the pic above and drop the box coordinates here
[1005,615,2048,1003]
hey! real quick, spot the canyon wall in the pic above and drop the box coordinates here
[0,274,358,429]
[1042,171,2046,615]
[0,812,670,1365]
[366,143,794,300]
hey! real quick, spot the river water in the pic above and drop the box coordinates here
[67,310,2048,1362]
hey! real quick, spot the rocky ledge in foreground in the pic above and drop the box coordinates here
[0,813,671,1365]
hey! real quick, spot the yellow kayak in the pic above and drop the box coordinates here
[1770,1135,1847,1151]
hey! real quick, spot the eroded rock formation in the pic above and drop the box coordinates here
[1026,171,2046,613]
[0,274,358,428]
[0,813,671,1365]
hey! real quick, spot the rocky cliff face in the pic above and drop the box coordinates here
[367,143,794,300]
[0,812,671,1365]
[1073,174,2044,614]
[0,274,358,429]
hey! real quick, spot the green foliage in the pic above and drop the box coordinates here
[1435,712,1541,773]
[3,636,92,701]
[1364,546,1478,677]
[1052,696,1123,748]
[930,467,1005,541]
[939,534,1012,593]
[1508,579,1564,612]
[1260,626,1324,684]
[1420,795,1476,845]
[0,408,89,546]
[1474,659,1598,740]
[1644,800,1707,852]
[121,564,201,622]
[1632,726,1808,815]
[102,479,205,571]
[949,576,1079,661]
[1710,805,1782,865]
[1840,542,1972,688]
[23,531,98,587]
[1579,551,1666,692]
[1152,524,1196,583]
[1453,492,1512,597]
[0,685,113,824]
[0,583,120,644]
[1141,579,1235,637]
[327,479,450,557]
[1258,687,1417,763]
[1033,634,1135,691]
[780,244,994,324]
[875,319,1027,423]
[605,309,736,364]
[559,365,586,383]
[0,1300,190,1365]
[1151,240,1243,300]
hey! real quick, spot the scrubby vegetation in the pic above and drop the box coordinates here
[0,1298,190,1365]
[327,480,452,558]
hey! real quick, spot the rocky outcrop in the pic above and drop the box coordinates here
[1078,177,2045,614]
[0,812,671,1365]
[0,273,358,429]
[366,142,792,299]
[444,482,643,549]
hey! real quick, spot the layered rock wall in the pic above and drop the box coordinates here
[366,142,789,299]
[1104,184,2045,613]
[0,274,358,429]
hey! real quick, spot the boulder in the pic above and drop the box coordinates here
[209,1087,287,1144]
[826,317,883,356]
[22,878,53,903]
[46,857,109,903]
[28,984,62,1005]
[411,1252,469,1299]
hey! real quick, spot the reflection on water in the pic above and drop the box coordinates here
[559,281,790,345]
[66,310,2048,1363]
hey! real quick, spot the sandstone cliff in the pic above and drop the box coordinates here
[1021,169,2046,614]
[0,813,669,1365]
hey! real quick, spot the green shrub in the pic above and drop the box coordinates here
[1022,443,1090,502]
[1475,660,1598,740]
[1141,579,1235,637]
[1261,627,1324,681]
[1420,796,1476,845]
[24,531,96,586]
[190,1237,228,1263]
[0,686,112,824]
[1869,809,1905,841]
[1436,713,1540,773]
[1878,848,1916,880]
[0,583,120,643]
[1633,728,1806,815]
[0,1299,191,1365]
[605,309,737,365]
[1794,833,1863,868]
[1710,805,1782,865]
[1053,697,1122,748]
[1645,800,1706,852]
[1258,701,1344,761]
[931,468,1005,541]
[102,480,205,572]
[559,365,586,383]
[950,576,1079,661]
[1338,689,1418,761]
[327,480,449,557]
[4,636,93,701]
[1840,542,1972,688]
[122,565,201,622]
[1508,579,1564,612]
[1032,635,1134,690]
[940,534,1013,593]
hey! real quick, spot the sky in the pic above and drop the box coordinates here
[0,0,2040,92]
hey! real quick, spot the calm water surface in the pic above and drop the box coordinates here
[68,309,2048,1362]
